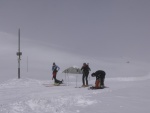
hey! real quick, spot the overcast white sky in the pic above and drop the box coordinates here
[0,0,150,61]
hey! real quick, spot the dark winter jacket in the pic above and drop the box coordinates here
[94,70,106,80]
[81,65,90,74]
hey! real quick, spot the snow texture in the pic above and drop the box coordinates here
[0,60,150,113]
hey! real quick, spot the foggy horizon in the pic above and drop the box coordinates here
[0,0,150,80]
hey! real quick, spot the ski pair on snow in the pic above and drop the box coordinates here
[88,86,108,90]
[43,82,65,87]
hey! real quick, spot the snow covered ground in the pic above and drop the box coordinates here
[0,32,150,113]
[1,0,150,112]
[0,58,150,113]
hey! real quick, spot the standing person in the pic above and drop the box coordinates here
[87,63,91,84]
[52,62,63,84]
[87,63,91,77]
[81,63,89,87]
[91,70,106,89]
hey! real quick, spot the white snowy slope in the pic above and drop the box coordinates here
[0,32,150,113]
[0,60,150,113]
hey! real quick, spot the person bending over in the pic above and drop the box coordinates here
[91,70,106,89]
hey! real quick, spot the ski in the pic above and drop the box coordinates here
[43,84,55,87]
[75,85,90,88]
[88,86,109,90]
[43,83,66,87]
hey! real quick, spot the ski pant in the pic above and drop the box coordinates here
[82,72,88,85]
[95,78,105,88]
[53,72,62,84]
[95,80,100,88]
[100,78,105,86]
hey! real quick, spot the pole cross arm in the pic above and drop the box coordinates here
[16,52,22,56]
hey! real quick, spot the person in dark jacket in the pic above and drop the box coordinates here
[91,70,106,88]
[52,62,63,84]
[81,63,91,87]
[87,63,91,78]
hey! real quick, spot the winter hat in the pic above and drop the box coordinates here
[91,73,95,77]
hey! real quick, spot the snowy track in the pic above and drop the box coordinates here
[0,79,100,113]
[0,75,150,113]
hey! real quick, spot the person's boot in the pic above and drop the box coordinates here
[85,84,89,87]
[61,79,63,84]
[82,84,85,87]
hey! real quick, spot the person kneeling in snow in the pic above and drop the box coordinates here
[91,70,106,89]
